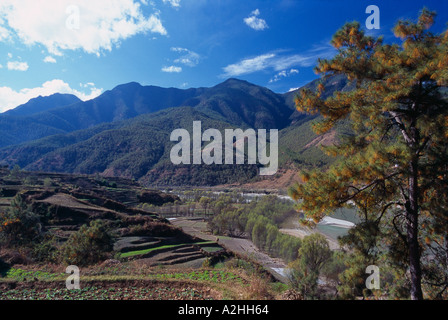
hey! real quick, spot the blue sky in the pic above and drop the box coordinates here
[0,0,447,112]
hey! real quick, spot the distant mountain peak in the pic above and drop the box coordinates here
[0,76,349,150]
[218,78,256,87]
[111,81,143,91]
[3,93,81,117]
[223,78,248,83]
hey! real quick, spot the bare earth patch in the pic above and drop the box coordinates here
[214,168,301,191]
[303,129,337,149]
[37,193,115,213]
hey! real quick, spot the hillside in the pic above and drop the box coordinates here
[0,79,293,149]
[195,78,292,129]
[0,77,349,187]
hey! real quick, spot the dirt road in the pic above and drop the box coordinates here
[170,217,289,283]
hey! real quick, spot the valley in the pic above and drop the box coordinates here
[0,1,446,306]
[0,163,351,300]
[0,168,284,300]
[1,63,445,301]
[0,76,363,301]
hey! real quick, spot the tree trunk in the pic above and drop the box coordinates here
[407,157,424,300]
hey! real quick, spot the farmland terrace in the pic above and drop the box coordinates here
[0,168,284,300]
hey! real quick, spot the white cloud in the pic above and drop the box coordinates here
[222,46,336,78]
[162,47,200,73]
[0,79,103,112]
[0,0,167,56]
[43,56,57,63]
[7,61,29,71]
[171,47,200,67]
[269,68,299,83]
[244,9,268,31]
[222,53,311,77]
[163,0,181,7]
[162,65,182,73]
[223,53,275,77]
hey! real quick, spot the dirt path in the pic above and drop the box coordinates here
[170,218,217,241]
[217,237,288,282]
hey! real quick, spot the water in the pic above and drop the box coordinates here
[317,224,351,240]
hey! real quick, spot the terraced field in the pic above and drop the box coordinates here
[115,235,225,268]
[0,170,280,300]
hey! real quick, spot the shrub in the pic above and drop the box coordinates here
[9,165,21,179]
[243,274,272,300]
[0,195,42,246]
[60,220,114,266]
[322,251,348,283]
[31,234,59,263]
[23,176,38,186]
[288,234,332,299]
[288,262,320,300]
[121,220,186,238]
[43,178,54,187]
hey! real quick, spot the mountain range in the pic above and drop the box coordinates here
[0,75,352,187]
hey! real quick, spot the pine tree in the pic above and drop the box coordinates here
[289,8,448,300]
[288,233,332,299]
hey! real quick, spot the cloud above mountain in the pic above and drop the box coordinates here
[162,66,183,73]
[222,52,313,77]
[0,0,167,56]
[269,69,299,83]
[222,44,337,79]
[171,47,201,67]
